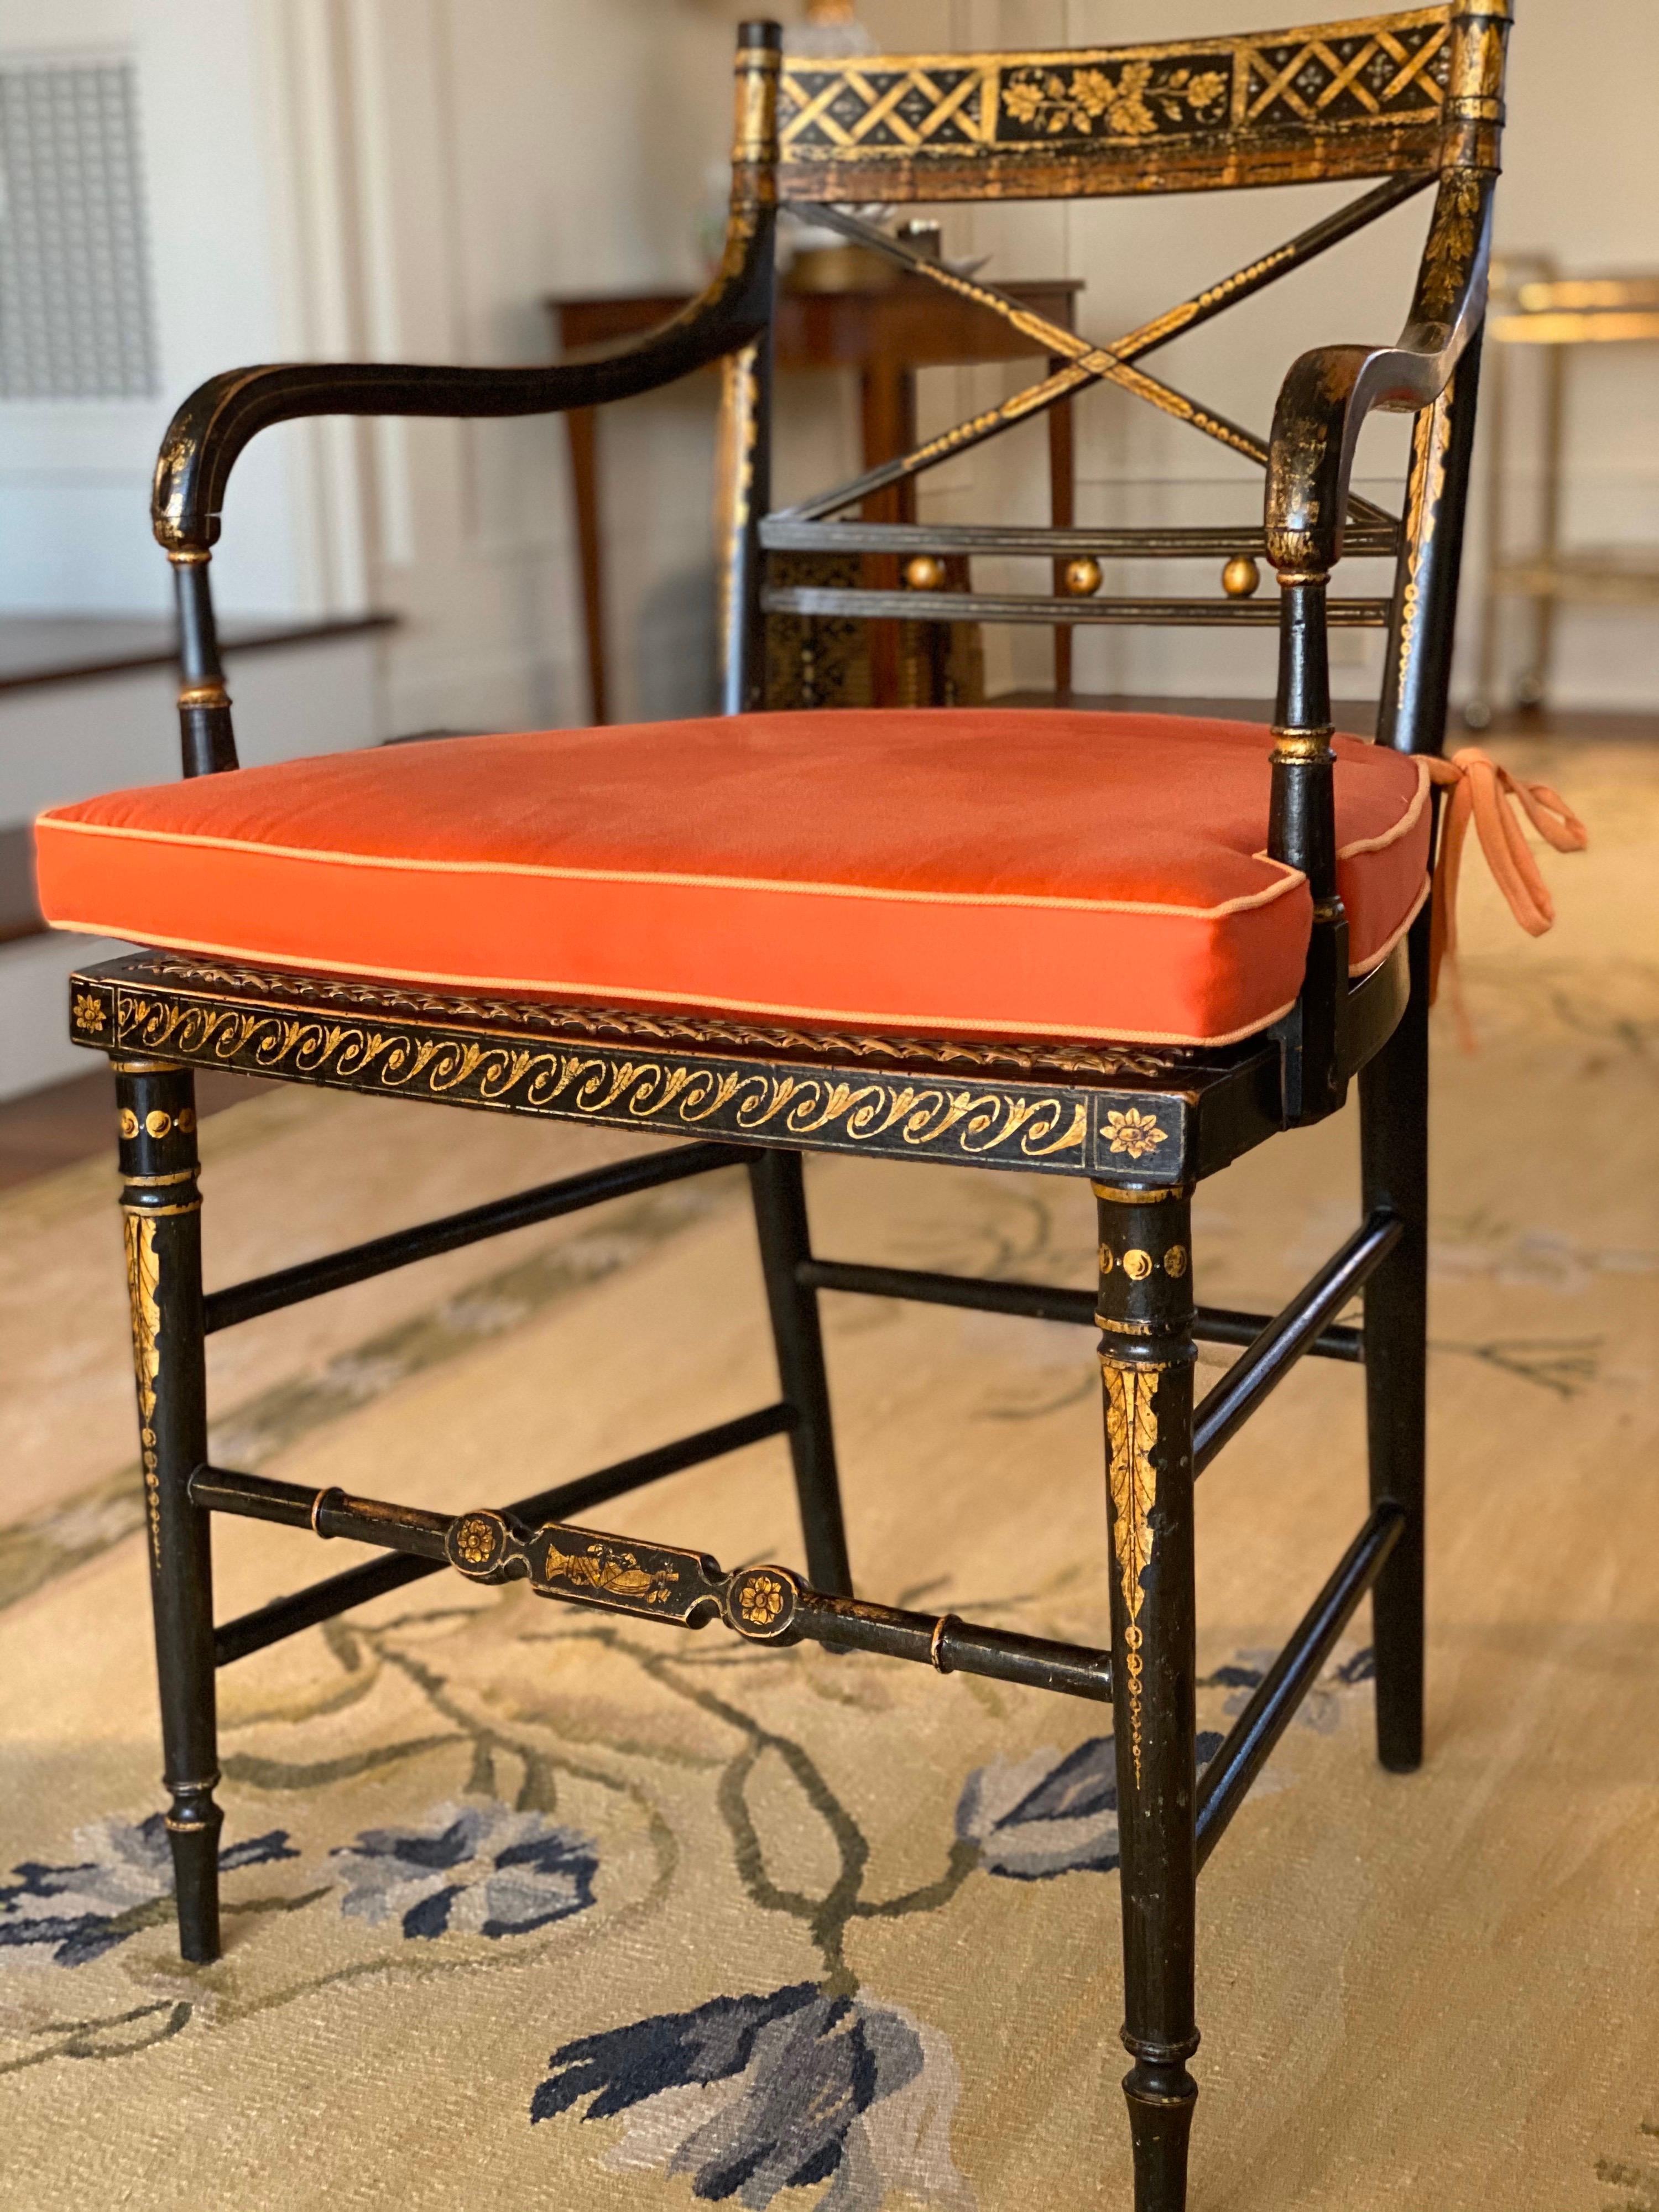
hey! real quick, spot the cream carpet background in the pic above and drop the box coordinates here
[1,735,1653,2210]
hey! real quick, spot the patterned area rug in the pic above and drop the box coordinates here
[2,736,1654,2212]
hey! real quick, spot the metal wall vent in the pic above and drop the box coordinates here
[0,59,158,400]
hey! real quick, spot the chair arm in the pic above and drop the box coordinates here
[151,211,775,556]
[1265,170,1493,579]
[1261,169,1493,1125]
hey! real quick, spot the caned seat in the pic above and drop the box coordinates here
[35,708,1431,1048]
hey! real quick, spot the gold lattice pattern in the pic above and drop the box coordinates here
[778,12,1451,164]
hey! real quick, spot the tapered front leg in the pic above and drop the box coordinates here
[1096,1181,1199,2212]
[116,1058,222,1962]
[747,1149,853,1595]
[1360,912,1432,1772]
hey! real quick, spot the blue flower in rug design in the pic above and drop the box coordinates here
[956,1733,1223,1882]
[1201,1645,1375,1735]
[0,1813,295,1967]
[532,1981,974,2210]
[330,1800,598,1940]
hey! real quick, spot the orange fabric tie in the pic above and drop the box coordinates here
[1424,747,1588,1044]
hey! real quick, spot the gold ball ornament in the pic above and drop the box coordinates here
[1221,554,1261,599]
[1064,556,1104,598]
[903,554,946,592]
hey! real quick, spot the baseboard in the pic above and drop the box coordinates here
[0,931,134,1102]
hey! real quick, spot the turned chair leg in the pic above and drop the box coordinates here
[1097,1182,1199,2212]
[747,1149,853,1595]
[1359,918,1431,1773]
[116,1057,223,1961]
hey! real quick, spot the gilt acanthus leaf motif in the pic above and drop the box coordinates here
[1103,1360,1159,1787]
[1104,1363,1157,1625]
[124,1214,162,1569]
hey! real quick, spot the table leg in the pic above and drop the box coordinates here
[1469,333,1507,727]
[1048,357,1076,705]
[565,407,608,724]
[860,361,917,707]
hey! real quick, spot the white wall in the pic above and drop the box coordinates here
[324,0,747,734]
[0,0,338,618]
[0,629,383,1098]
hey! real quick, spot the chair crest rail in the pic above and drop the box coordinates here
[777,7,1483,204]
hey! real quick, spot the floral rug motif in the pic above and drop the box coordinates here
[1,735,1655,2209]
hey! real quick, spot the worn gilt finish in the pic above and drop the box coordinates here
[1095,1180,1202,2205]
[1103,1362,1160,1785]
[777,9,1455,201]
[443,1506,805,1636]
[122,1213,163,1567]
[71,950,1300,1188]
[66,11,1514,2208]
[113,1060,223,1963]
[772,185,1412,535]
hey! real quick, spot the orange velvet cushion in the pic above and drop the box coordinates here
[33,708,1431,1048]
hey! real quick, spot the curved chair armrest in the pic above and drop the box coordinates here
[152,215,774,556]
[1266,170,1494,577]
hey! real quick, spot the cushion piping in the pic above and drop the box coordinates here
[1345,869,1431,978]
[34,811,1310,923]
[1337,756,1433,860]
[41,915,1304,1050]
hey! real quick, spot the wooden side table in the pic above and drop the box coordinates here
[549,274,1083,718]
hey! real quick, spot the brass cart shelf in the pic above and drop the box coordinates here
[1469,264,1659,724]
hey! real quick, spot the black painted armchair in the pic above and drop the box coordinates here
[33,8,1591,2207]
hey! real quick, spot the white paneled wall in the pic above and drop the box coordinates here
[0,0,322,618]
[0,630,382,1098]
[298,0,746,735]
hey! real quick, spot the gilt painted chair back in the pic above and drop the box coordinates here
[714,4,1511,761]
[774,9,1490,203]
